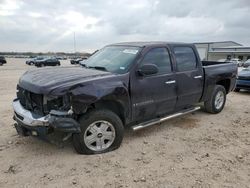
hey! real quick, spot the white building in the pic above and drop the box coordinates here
[194,41,250,61]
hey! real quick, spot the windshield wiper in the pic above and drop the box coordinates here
[80,64,108,71]
[88,66,107,71]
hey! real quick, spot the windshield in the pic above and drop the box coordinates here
[84,46,141,73]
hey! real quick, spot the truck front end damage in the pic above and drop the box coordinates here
[13,85,81,141]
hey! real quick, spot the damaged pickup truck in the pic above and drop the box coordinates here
[13,42,238,154]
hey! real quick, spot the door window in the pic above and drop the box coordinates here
[174,47,197,72]
[140,48,172,74]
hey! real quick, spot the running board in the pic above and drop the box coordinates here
[131,106,201,131]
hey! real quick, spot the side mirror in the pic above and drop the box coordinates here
[138,64,158,76]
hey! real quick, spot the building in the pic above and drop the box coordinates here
[194,41,250,61]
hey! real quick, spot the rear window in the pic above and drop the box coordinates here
[174,47,197,72]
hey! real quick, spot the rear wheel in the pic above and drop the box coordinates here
[204,85,226,114]
[72,109,124,154]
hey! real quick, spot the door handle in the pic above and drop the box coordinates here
[194,75,202,79]
[165,80,176,84]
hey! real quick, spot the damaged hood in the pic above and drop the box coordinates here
[19,66,114,95]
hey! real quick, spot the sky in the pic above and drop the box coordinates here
[0,0,250,53]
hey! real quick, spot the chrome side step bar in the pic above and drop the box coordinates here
[132,106,201,131]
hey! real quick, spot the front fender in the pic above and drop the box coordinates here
[70,81,131,120]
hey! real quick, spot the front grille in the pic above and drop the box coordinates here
[16,85,68,115]
[17,85,44,115]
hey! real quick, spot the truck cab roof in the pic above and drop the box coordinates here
[110,41,192,47]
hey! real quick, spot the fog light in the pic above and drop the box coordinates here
[31,131,38,136]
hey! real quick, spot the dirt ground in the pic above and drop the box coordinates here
[0,58,249,188]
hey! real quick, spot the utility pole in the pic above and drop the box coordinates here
[74,32,76,54]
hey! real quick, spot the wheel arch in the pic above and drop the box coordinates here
[216,79,231,94]
[91,100,127,125]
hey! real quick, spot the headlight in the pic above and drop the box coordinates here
[44,95,71,113]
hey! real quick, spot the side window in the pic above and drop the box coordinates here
[140,47,172,74]
[174,47,197,72]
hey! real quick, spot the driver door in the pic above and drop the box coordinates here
[130,47,177,122]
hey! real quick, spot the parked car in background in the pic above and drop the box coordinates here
[26,57,44,65]
[70,57,88,64]
[0,56,7,65]
[243,59,250,68]
[34,57,60,67]
[13,42,237,154]
[79,59,87,66]
[217,59,230,62]
[235,67,250,92]
[230,58,243,67]
[56,56,67,60]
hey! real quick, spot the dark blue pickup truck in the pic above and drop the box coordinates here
[12,42,237,154]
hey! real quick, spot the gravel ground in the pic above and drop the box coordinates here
[0,58,249,188]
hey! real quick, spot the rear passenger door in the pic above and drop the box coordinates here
[173,46,203,108]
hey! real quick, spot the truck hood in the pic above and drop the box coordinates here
[19,66,113,95]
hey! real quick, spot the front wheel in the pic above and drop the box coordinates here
[204,85,226,114]
[72,109,124,155]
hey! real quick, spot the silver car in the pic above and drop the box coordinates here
[243,59,250,68]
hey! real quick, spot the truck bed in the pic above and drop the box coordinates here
[201,61,238,102]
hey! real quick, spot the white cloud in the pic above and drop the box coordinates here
[0,0,22,16]
[0,0,250,52]
[27,12,43,18]
[56,11,100,33]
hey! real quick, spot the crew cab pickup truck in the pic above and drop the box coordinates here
[13,42,237,154]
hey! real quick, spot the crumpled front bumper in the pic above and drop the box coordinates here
[13,99,49,127]
[12,99,80,137]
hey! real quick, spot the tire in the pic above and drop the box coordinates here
[72,109,124,155]
[204,85,226,114]
[234,88,240,92]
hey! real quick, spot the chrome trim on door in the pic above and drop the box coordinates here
[165,80,176,84]
[194,75,202,79]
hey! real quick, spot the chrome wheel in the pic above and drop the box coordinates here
[83,120,116,152]
[214,91,224,109]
